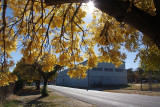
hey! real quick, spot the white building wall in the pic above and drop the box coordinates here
[56,61,127,88]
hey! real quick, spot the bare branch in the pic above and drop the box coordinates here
[45,0,160,49]
[2,0,7,71]
[44,0,88,5]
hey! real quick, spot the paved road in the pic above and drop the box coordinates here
[48,85,160,107]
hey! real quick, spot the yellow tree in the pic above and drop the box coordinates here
[13,59,41,90]
[14,52,62,96]
[0,0,160,87]
[36,52,62,96]
[37,63,62,96]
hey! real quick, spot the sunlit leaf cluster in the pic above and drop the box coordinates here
[0,71,17,86]
[139,45,160,71]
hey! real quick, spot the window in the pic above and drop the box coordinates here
[104,68,114,72]
[115,69,123,72]
[92,68,103,71]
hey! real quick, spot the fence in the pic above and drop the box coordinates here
[88,76,160,91]
[0,83,15,102]
[127,81,160,91]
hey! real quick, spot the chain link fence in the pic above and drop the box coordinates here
[87,76,160,91]
[127,77,160,91]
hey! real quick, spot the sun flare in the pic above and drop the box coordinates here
[87,1,95,13]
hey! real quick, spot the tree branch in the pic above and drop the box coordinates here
[45,0,87,5]
[153,0,160,15]
[2,0,7,71]
[45,0,160,49]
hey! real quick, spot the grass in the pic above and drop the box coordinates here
[101,83,160,90]
[0,100,23,107]
[125,83,160,91]
[103,83,160,96]
[0,86,95,107]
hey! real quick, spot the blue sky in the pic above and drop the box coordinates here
[121,51,139,70]
[9,3,140,71]
[10,48,139,71]
[83,11,140,70]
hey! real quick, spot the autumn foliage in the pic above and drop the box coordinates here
[0,0,160,87]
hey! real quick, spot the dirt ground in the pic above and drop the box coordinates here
[2,87,95,107]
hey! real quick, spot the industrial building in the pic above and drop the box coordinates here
[56,61,127,88]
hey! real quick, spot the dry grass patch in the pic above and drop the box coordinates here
[103,83,160,96]
[1,86,95,107]
[105,90,160,96]
[123,83,160,91]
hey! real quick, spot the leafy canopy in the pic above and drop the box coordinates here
[13,59,41,83]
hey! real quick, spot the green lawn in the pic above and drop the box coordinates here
[0,100,23,107]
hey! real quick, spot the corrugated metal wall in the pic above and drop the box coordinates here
[56,61,127,88]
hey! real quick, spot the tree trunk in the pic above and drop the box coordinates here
[42,78,48,96]
[36,80,40,90]
[45,0,160,50]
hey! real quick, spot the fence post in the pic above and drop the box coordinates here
[148,73,152,91]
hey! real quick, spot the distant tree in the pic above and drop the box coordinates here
[14,52,62,96]
[140,61,160,90]
[135,67,144,91]
[126,68,135,83]
[152,71,160,89]
[13,70,25,92]
[152,71,160,82]
[36,64,62,96]
[13,59,41,90]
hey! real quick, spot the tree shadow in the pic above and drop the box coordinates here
[17,89,41,96]
[25,96,55,107]
[16,87,53,96]
[56,84,130,91]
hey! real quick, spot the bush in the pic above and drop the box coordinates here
[13,79,24,93]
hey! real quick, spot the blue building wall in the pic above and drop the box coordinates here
[56,61,127,88]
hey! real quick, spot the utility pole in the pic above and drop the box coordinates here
[88,69,90,90]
